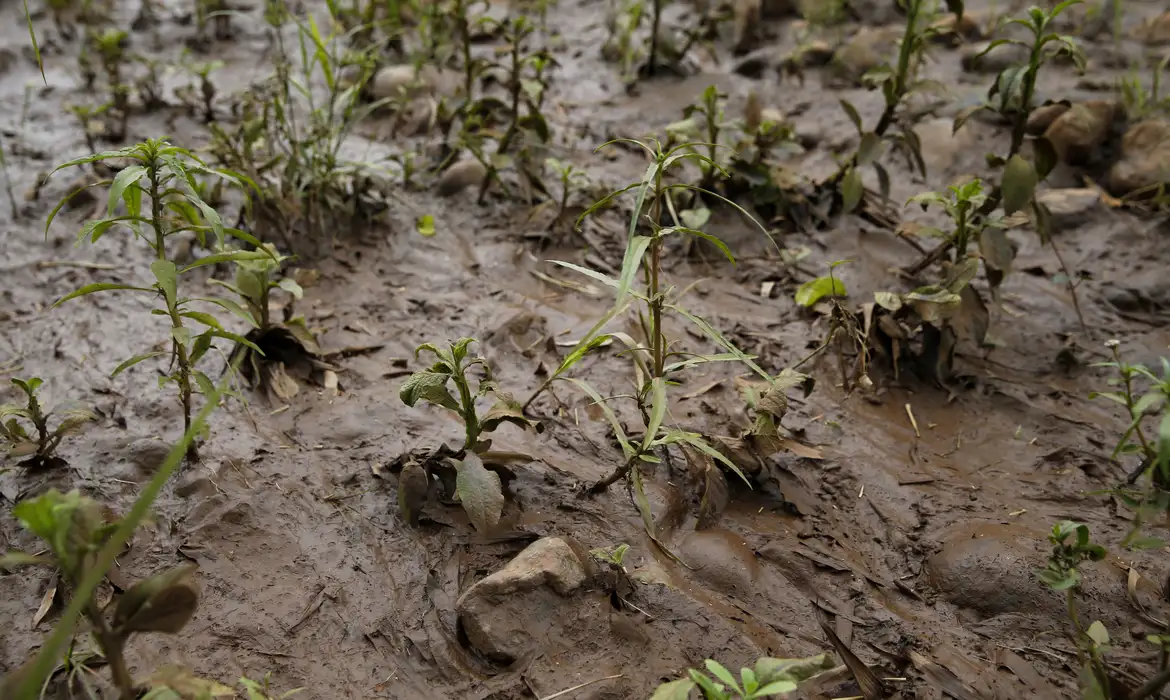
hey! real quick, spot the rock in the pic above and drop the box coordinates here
[676,529,759,597]
[124,437,170,473]
[828,26,901,86]
[732,0,763,55]
[368,64,425,100]
[1042,100,1120,166]
[960,40,1029,74]
[1108,119,1170,196]
[1105,267,1170,314]
[456,537,595,662]
[1136,11,1170,45]
[925,525,1060,618]
[1035,188,1103,228]
[929,12,984,44]
[732,47,776,78]
[846,0,901,24]
[1025,103,1071,136]
[762,0,795,19]
[912,117,979,174]
[435,159,487,197]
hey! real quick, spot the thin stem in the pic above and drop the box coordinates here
[649,164,664,378]
[648,0,662,76]
[84,599,134,699]
[456,366,480,450]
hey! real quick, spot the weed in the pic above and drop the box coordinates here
[1091,342,1170,549]
[209,243,325,398]
[649,654,835,699]
[210,13,390,255]
[493,16,555,155]
[1119,54,1170,121]
[829,0,955,213]
[524,138,810,551]
[545,157,587,226]
[0,377,95,468]
[793,261,871,391]
[601,0,646,85]
[47,138,268,458]
[399,338,537,530]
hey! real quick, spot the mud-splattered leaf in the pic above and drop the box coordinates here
[905,287,962,324]
[755,654,835,685]
[841,167,862,213]
[399,370,459,412]
[979,227,1014,275]
[953,287,989,346]
[0,552,50,571]
[455,453,503,533]
[857,133,882,167]
[480,395,538,434]
[648,678,696,700]
[679,207,710,230]
[1002,155,1037,215]
[113,565,199,636]
[795,276,847,307]
[874,291,903,312]
[943,257,980,293]
[144,666,234,699]
[1086,621,1110,646]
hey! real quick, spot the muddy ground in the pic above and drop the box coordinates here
[3,0,1170,697]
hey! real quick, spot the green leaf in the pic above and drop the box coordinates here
[679,207,710,230]
[179,311,223,329]
[647,678,696,700]
[549,260,620,289]
[566,378,634,459]
[179,250,272,274]
[616,235,653,307]
[399,370,459,412]
[857,132,882,167]
[795,276,847,307]
[107,165,147,217]
[416,214,436,237]
[54,283,152,307]
[111,352,167,378]
[704,660,740,693]
[669,305,771,382]
[1086,621,1110,646]
[455,453,504,532]
[0,551,51,570]
[839,99,862,133]
[755,679,799,695]
[874,291,903,311]
[195,297,258,328]
[674,227,735,264]
[23,0,43,82]
[151,260,178,309]
[755,654,835,684]
[642,377,667,452]
[1001,155,1038,215]
[841,168,863,213]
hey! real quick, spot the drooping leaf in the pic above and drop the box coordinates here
[795,276,847,307]
[54,283,152,307]
[647,678,696,700]
[151,260,179,309]
[1001,155,1038,215]
[480,395,538,434]
[398,371,459,412]
[841,167,863,213]
[111,352,168,378]
[857,133,883,167]
[112,565,199,635]
[455,453,504,533]
[755,654,835,685]
[107,166,147,216]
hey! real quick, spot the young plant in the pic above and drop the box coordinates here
[793,262,871,391]
[649,654,835,699]
[399,338,536,530]
[209,14,390,255]
[1037,521,1110,698]
[47,138,267,458]
[493,16,555,155]
[0,383,226,700]
[525,138,809,548]
[3,490,201,700]
[1119,55,1170,121]
[209,243,323,397]
[601,0,646,86]
[830,0,956,212]
[1091,342,1170,549]
[545,157,587,226]
[0,377,95,468]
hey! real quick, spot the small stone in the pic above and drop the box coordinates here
[1108,119,1170,196]
[435,159,487,197]
[828,26,901,86]
[1042,100,1120,166]
[456,537,595,662]
[124,437,171,473]
[926,527,1059,617]
[1025,103,1071,136]
[368,64,430,101]
[1136,11,1170,45]
[1035,188,1103,227]
[912,117,979,174]
[961,41,1029,74]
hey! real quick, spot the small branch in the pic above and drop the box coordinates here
[586,453,639,495]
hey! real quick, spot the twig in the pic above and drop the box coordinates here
[537,674,623,700]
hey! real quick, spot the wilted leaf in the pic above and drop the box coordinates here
[1033,137,1058,180]
[755,654,835,685]
[857,133,882,167]
[455,453,504,533]
[906,287,962,324]
[979,227,1014,291]
[32,575,56,629]
[1086,621,1110,646]
[144,666,234,699]
[874,291,903,312]
[399,370,459,412]
[113,565,199,635]
[795,276,847,307]
[1002,155,1038,215]
[679,207,710,230]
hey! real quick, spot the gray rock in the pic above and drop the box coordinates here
[1035,188,1103,228]
[435,159,487,197]
[456,537,595,662]
[1043,100,1120,166]
[912,117,979,175]
[828,27,901,86]
[925,525,1059,618]
[1108,119,1170,196]
[124,437,170,473]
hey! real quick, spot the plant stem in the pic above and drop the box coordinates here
[84,599,134,699]
[648,0,662,76]
[497,35,523,154]
[456,369,480,451]
[148,156,195,459]
[649,164,664,378]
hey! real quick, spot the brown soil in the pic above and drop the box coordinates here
[3,0,1170,698]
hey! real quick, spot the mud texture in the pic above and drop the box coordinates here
[3,0,1170,698]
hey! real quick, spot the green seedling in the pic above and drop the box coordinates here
[0,377,95,468]
[209,243,323,398]
[399,338,537,530]
[1037,521,1111,698]
[2,490,202,700]
[589,543,630,568]
[1119,55,1170,120]
[545,157,587,226]
[1091,341,1170,549]
[601,0,646,85]
[195,0,232,39]
[0,374,229,700]
[525,137,810,550]
[493,16,556,155]
[47,138,268,458]
[831,0,956,211]
[650,654,835,699]
[793,261,870,392]
[91,28,129,107]
[134,55,168,112]
[210,14,390,255]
